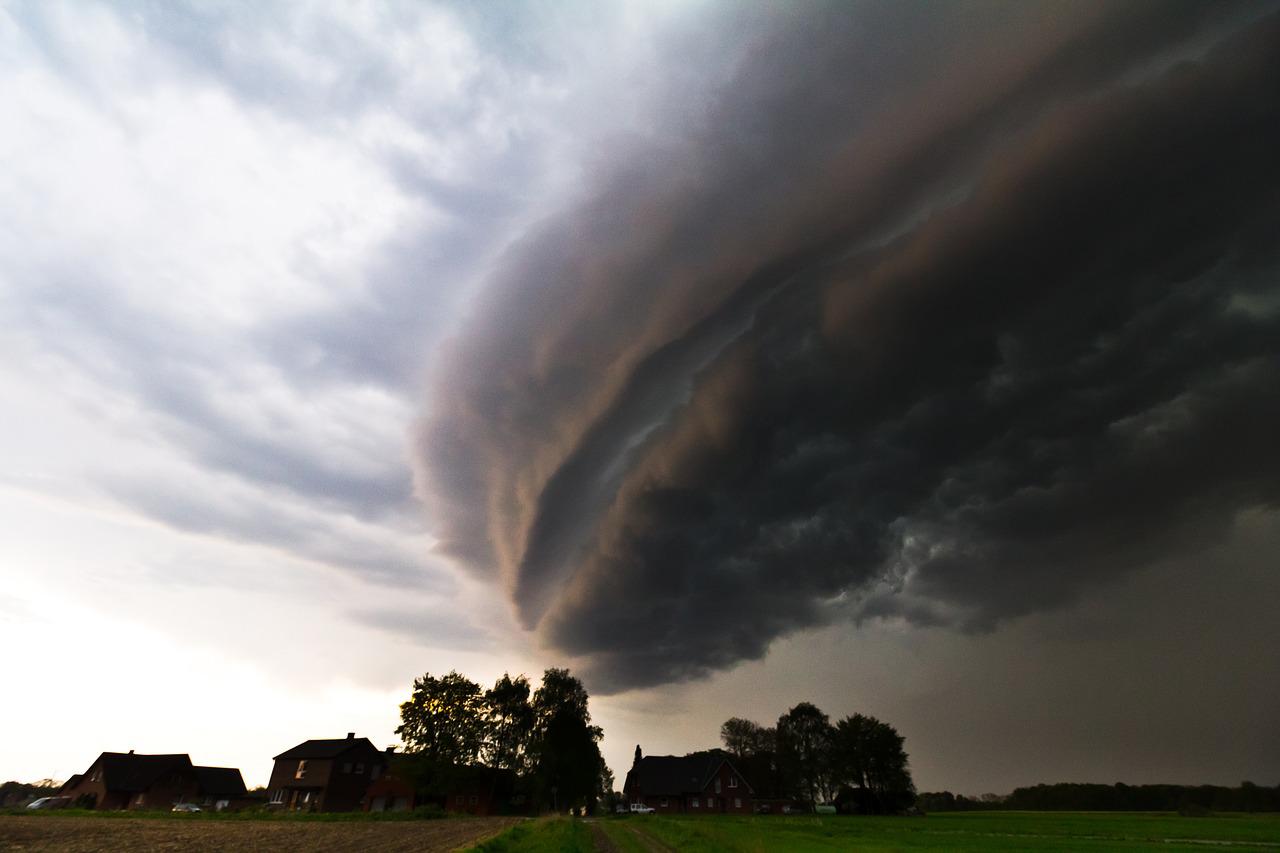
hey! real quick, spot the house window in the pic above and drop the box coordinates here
[342,763,352,774]
[136,794,146,807]
[715,779,722,794]
[707,797,714,808]
[734,798,742,809]
[90,769,100,782]
[295,760,308,779]
[469,795,478,805]
[371,765,382,780]
[660,798,668,808]
[692,797,699,808]
[728,776,738,789]
[270,789,285,804]
[355,763,365,774]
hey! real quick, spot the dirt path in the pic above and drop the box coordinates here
[588,821,621,853]
[619,823,677,853]
[0,815,521,852]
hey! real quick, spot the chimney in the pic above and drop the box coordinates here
[128,749,134,755]
[346,732,355,740]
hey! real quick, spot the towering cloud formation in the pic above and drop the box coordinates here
[418,1,1280,691]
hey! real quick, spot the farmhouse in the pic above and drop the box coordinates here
[623,749,753,814]
[268,732,390,811]
[59,751,246,811]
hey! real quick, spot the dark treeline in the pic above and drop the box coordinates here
[919,782,1280,813]
[0,780,58,808]
[395,668,607,814]
[721,703,915,814]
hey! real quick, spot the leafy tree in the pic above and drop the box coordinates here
[396,670,485,767]
[721,717,769,758]
[529,668,604,813]
[776,702,834,807]
[483,673,534,772]
[830,713,915,813]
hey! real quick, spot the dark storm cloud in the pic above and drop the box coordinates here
[418,1,1280,691]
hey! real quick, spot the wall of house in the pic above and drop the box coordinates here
[636,794,685,814]
[61,766,109,809]
[267,748,388,811]
[321,747,386,811]
[126,776,199,810]
[364,776,415,812]
[701,762,752,814]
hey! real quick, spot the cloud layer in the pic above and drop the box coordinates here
[419,1,1280,691]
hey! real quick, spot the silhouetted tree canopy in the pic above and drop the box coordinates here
[396,670,484,766]
[721,703,915,813]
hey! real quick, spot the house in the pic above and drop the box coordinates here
[623,749,753,814]
[362,753,416,813]
[58,751,245,810]
[192,765,248,811]
[267,732,390,812]
[442,766,519,816]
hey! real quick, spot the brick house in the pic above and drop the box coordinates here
[623,750,753,814]
[192,765,249,811]
[268,733,389,812]
[442,766,519,816]
[362,754,416,813]
[59,752,245,811]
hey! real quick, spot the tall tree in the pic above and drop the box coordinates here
[776,702,834,807]
[483,673,534,772]
[721,717,766,758]
[396,670,485,766]
[529,668,604,813]
[830,713,915,813]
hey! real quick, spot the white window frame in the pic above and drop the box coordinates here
[715,779,722,794]
[660,797,668,808]
[692,797,699,808]
[734,797,742,809]
[295,760,308,779]
[728,776,738,789]
[270,789,286,804]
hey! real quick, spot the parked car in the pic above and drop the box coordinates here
[171,803,202,813]
[628,802,655,814]
[25,797,71,810]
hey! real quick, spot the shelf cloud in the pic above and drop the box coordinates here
[417,1,1280,691]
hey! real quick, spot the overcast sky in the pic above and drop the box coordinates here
[2,0,1278,794]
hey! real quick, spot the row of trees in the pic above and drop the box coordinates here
[394,668,607,813]
[917,781,1280,813]
[720,702,915,813]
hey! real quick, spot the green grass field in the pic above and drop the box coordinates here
[474,812,1280,852]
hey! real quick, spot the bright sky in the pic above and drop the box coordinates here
[0,0,671,788]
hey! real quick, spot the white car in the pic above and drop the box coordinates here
[26,797,70,810]
[171,803,202,813]
[628,803,655,814]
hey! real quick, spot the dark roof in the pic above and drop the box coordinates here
[623,752,754,796]
[59,774,84,794]
[273,736,380,761]
[194,766,246,797]
[95,753,193,793]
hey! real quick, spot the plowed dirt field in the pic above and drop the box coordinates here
[0,815,521,852]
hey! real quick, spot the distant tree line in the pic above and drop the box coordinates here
[720,702,915,814]
[394,668,608,814]
[0,779,59,808]
[918,781,1280,813]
